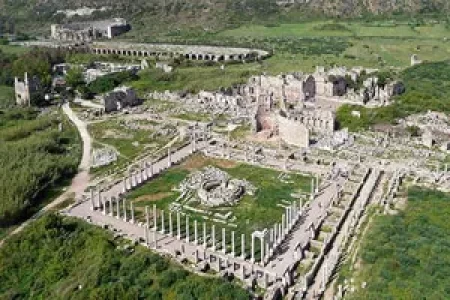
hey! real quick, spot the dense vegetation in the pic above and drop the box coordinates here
[337,60,450,131]
[0,214,250,299]
[0,108,80,226]
[347,187,450,299]
[0,46,66,106]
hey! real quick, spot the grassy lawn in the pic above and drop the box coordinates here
[127,155,311,236]
[129,63,260,94]
[0,44,31,55]
[0,85,15,108]
[345,187,450,299]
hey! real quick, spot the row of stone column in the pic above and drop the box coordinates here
[90,191,136,223]
[141,206,249,257]
[252,197,306,266]
[121,142,201,196]
[192,249,276,289]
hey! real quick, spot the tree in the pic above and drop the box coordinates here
[65,67,85,90]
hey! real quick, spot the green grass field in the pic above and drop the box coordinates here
[345,187,450,299]
[0,44,31,55]
[0,85,14,108]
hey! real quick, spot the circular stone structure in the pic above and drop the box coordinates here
[179,166,255,207]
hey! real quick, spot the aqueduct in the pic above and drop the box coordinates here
[89,41,270,62]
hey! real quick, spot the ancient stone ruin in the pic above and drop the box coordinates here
[51,18,130,42]
[179,166,256,207]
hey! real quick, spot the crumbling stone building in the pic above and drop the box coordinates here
[51,18,130,42]
[103,87,141,113]
[14,73,42,106]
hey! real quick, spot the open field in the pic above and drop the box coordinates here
[127,155,312,236]
[343,187,450,299]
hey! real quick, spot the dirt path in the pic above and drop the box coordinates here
[0,103,92,246]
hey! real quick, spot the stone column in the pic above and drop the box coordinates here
[102,197,106,215]
[167,148,172,167]
[169,212,173,236]
[97,191,102,210]
[269,228,274,256]
[153,205,157,231]
[260,236,265,265]
[123,198,127,221]
[90,189,95,210]
[177,212,181,240]
[147,162,153,178]
[116,198,121,219]
[282,214,286,235]
[222,228,226,254]
[241,234,246,259]
[142,163,147,181]
[130,172,136,188]
[125,173,133,191]
[160,210,165,234]
[193,133,197,152]
[211,225,216,251]
[136,171,142,186]
[144,225,149,245]
[194,220,198,245]
[286,207,291,230]
[130,202,135,224]
[274,224,278,246]
[145,206,150,227]
[122,179,127,193]
[203,222,207,248]
[108,198,113,217]
[251,234,255,263]
[315,175,320,193]
[185,216,190,243]
[231,231,235,257]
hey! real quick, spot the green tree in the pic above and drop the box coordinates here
[65,67,85,90]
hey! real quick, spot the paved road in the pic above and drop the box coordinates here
[0,103,91,246]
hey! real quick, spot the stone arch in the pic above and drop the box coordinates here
[133,50,138,56]
[218,55,224,61]
[205,54,211,60]
[198,54,204,60]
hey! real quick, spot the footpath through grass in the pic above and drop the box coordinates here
[347,187,450,299]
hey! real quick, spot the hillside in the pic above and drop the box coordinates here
[0,0,449,36]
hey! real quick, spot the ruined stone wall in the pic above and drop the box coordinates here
[276,114,310,148]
